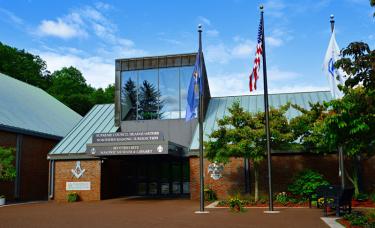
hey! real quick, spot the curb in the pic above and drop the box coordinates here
[321,217,344,228]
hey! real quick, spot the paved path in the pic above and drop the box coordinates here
[0,198,328,228]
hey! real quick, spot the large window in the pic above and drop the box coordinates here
[120,66,194,121]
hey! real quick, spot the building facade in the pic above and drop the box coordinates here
[48,53,343,202]
[0,73,81,201]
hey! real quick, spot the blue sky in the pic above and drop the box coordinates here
[0,0,374,96]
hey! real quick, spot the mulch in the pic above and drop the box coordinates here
[217,200,375,208]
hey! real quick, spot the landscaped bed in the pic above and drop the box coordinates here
[206,169,375,212]
[214,199,375,208]
[336,210,375,228]
[216,198,309,208]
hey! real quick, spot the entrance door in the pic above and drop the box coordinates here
[123,160,137,195]
[102,155,189,198]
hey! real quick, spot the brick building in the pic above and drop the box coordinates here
[47,53,375,202]
[0,73,81,202]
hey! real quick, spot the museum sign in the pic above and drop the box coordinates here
[86,131,171,156]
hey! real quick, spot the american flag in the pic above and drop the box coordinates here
[249,17,263,92]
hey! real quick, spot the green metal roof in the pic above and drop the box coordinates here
[189,91,332,150]
[49,104,118,155]
[0,73,82,138]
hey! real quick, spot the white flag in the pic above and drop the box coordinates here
[323,29,346,99]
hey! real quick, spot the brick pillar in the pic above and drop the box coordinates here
[54,160,101,202]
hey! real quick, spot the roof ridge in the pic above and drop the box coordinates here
[211,90,330,99]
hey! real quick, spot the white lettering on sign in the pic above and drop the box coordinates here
[66,182,91,191]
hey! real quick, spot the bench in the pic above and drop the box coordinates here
[309,185,354,216]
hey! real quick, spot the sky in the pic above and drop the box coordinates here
[0,0,374,97]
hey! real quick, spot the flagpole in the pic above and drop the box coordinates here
[260,5,275,213]
[330,14,346,189]
[196,24,208,214]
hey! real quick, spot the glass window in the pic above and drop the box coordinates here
[159,68,180,119]
[138,69,159,120]
[121,71,137,120]
[120,65,195,121]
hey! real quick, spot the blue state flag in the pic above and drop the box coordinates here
[185,52,202,121]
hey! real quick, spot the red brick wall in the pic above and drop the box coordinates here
[54,160,101,202]
[190,154,375,200]
[362,156,375,192]
[253,154,341,196]
[190,157,245,200]
[0,130,58,201]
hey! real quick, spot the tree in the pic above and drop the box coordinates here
[0,42,51,90]
[48,67,95,115]
[371,0,375,16]
[122,78,137,120]
[289,103,331,153]
[139,80,163,120]
[323,87,375,196]
[92,84,115,104]
[205,101,295,201]
[336,42,375,91]
[0,147,16,181]
[316,42,375,196]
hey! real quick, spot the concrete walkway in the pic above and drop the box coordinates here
[0,198,329,228]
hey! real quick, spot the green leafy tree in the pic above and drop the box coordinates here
[319,42,375,196]
[322,88,375,196]
[371,0,375,16]
[0,42,51,89]
[336,42,375,91]
[205,101,295,201]
[139,80,163,120]
[0,147,16,181]
[92,84,115,104]
[290,103,331,152]
[48,66,95,115]
[122,78,137,120]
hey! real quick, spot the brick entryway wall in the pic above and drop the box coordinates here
[53,160,101,202]
[189,154,375,200]
[190,157,245,200]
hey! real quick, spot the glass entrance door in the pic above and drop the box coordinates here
[122,155,189,197]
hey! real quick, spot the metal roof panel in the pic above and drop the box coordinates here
[49,104,119,155]
[189,91,332,150]
[0,73,81,138]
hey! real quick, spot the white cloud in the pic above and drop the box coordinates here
[206,43,231,64]
[0,8,23,25]
[268,67,301,81]
[205,38,256,64]
[207,67,318,97]
[37,18,87,39]
[264,0,286,18]
[158,38,182,45]
[198,16,211,26]
[266,36,283,47]
[206,29,219,37]
[268,85,330,94]
[231,40,256,58]
[37,51,114,88]
[208,72,249,96]
[95,2,112,10]
[35,3,147,75]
